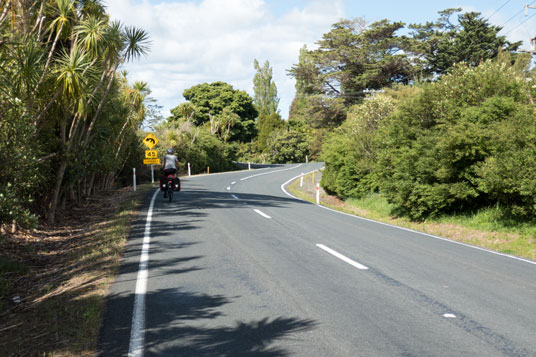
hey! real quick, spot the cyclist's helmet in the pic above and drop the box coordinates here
[167,148,174,154]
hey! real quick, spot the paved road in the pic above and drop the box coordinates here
[99,163,536,356]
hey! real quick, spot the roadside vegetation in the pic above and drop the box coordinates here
[289,172,536,261]
[0,1,155,355]
[1,0,151,229]
[282,8,536,259]
[0,183,153,355]
[2,2,536,355]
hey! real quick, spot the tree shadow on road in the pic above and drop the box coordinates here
[146,315,317,356]
[98,287,316,356]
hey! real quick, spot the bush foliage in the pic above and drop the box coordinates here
[322,55,536,220]
[321,95,395,199]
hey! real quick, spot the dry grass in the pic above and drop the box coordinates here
[0,184,154,356]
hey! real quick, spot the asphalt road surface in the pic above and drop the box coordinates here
[99,163,536,356]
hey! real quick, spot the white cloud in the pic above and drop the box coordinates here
[106,0,344,120]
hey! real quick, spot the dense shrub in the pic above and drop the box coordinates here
[0,102,41,228]
[267,121,312,164]
[321,95,395,199]
[376,57,536,219]
[155,122,236,175]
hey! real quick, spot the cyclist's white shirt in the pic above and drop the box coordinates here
[164,154,178,170]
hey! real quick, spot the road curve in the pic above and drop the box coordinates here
[99,163,536,356]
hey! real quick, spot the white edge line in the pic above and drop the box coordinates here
[240,164,303,181]
[281,169,321,199]
[254,209,271,219]
[316,244,369,270]
[281,173,536,266]
[128,188,159,357]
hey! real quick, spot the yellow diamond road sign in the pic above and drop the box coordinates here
[145,150,158,159]
[143,133,158,149]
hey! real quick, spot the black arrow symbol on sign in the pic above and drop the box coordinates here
[145,138,156,144]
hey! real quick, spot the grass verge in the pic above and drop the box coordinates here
[0,183,155,356]
[288,172,536,261]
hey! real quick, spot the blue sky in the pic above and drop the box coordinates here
[107,1,536,120]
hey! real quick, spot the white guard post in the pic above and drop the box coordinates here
[248,162,251,171]
[300,173,304,187]
[316,183,320,204]
[133,168,137,191]
[188,162,191,176]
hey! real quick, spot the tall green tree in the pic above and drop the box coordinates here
[253,59,279,115]
[252,59,283,151]
[288,18,418,128]
[180,81,258,142]
[290,18,417,105]
[410,8,521,75]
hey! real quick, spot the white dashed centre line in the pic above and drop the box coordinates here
[316,244,369,270]
[254,209,271,219]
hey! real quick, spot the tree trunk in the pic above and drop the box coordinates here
[83,64,119,146]
[114,116,132,158]
[47,116,68,225]
[35,87,62,130]
[33,1,45,39]
[69,184,76,203]
[87,172,96,197]
[0,0,11,27]
[60,192,66,210]
[35,22,64,93]
[47,160,67,225]
[105,172,114,190]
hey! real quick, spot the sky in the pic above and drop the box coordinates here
[106,0,536,120]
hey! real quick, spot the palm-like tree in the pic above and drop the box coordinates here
[75,15,106,57]
[83,23,150,146]
[76,0,106,20]
[46,43,96,224]
[1,0,152,226]
[219,108,239,141]
[114,80,149,158]
[35,0,74,92]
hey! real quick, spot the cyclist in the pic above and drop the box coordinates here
[161,148,179,198]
